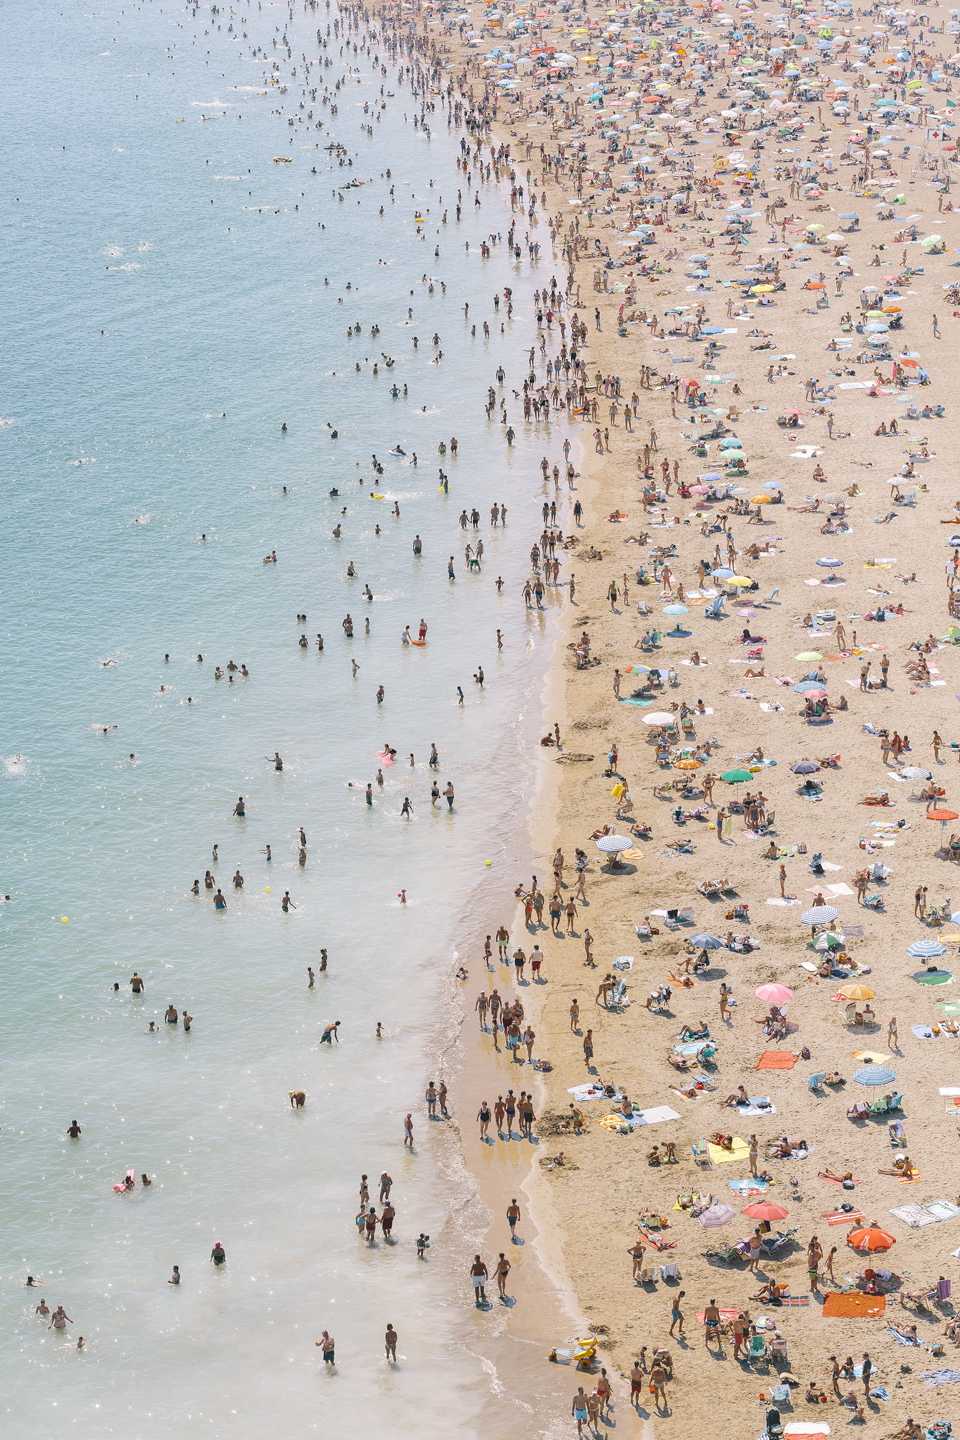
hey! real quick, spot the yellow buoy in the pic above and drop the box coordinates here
[485,860,492,867]
[61,916,69,923]
[265,886,271,893]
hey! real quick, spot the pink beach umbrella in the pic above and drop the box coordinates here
[755,983,794,1005]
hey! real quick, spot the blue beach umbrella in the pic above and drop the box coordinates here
[853,1064,896,1087]
[691,933,724,949]
[907,938,947,959]
[817,557,842,568]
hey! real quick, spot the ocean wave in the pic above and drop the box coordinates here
[102,245,125,257]
[191,99,234,107]
[215,175,243,181]
[105,263,141,272]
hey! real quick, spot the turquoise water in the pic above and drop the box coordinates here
[0,3,571,1434]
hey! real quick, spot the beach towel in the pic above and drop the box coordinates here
[696,1308,741,1324]
[708,1135,750,1165]
[888,1329,921,1345]
[927,1201,960,1221]
[912,1024,934,1039]
[890,1204,938,1230]
[920,1368,960,1386]
[824,1210,866,1225]
[730,1177,771,1195]
[756,1051,797,1070]
[822,1292,885,1318]
[778,1295,812,1307]
[869,1386,891,1401]
[567,1083,616,1103]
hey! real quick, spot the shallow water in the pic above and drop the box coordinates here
[0,2,572,1434]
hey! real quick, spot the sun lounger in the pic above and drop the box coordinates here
[692,1137,713,1168]
[846,1101,869,1120]
[807,1072,826,1092]
[660,1261,681,1282]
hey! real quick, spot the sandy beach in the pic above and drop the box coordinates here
[437,0,960,1432]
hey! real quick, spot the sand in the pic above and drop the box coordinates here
[439,3,960,1431]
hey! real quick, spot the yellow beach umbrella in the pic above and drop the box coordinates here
[838,982,876,1001]
[751,284,774,294]
[728,575,753,588]
[751,495,772,504]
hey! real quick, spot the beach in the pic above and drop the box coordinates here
[4,0,960,1435]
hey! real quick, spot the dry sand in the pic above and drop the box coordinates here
[440,2,960,1432]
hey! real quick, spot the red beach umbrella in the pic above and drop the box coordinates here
[742,1201,789,1222]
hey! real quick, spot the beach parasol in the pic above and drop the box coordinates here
[699,1203,737,1228]
[795,652,822,663]
[847,1226,896,1253]
[742,1200,789,1222]
[596,835,634,854]
[801,905,839,929]
[816,557,843,568]
[853,1064,896,1087]
[674,758,701,770]
[756,983,793,1005]
[899,766,932,781]
[907,938,947,959]
[727,576,753,589]
[625,664,651,676]
[643,712,677,727]
[838,983,876,1001]
[691,933,724,950]
[721,769,753,784]
[927,810,958,841]
[814,931,845,951]
[790,760,821,775]
[738,607,758,619]
[663,603,689,615]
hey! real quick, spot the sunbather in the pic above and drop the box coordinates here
[889,1322,918,1343]
[818,1169,855,1185]
[892,1422,923,1440]
[878,1155,913,1177]
[722,1086,750,1108]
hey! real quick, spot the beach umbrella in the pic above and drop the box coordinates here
[663,603,688,615]
[751,495,772,505]
[742,1200,789,1222]
[907,938,947,958]
[712,566,735,579]
[596,835,634,854]
[674,758,701,771]
[838,982,876,1001]
[927,809,958,832]
[900,766,932,780]
[721,769,753,784]
[691,933,724,949]
[794,681,823,694]
[760,481,783,492]
[814,931,845,951]
[699,1202,737,1228]
[643,712,677,727]
[791,760,821,775]
[738,607,758,619]
[795,652,822,662]
[816,557,842,568]
[848,1226,896,1253]
[756,983,793,1005]
[801,688,828,701]
[853,1064,896,1087]
[701,471,722,484]
[728,576,753,589]
[625,664,651,676]
[801,905,840,928]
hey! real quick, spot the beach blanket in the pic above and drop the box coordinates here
[912,1025,934,1039]
[926,1200,960,1220]
[696,1308,741,1324]
[920,1368,960,1386]
[890,1204,939,1230]
[735,1095,775,1115]
[730,1178,771,1195]
[824,1210,866,1225]
[708,1135,750,1165]
[567,1084,618,1103]
[756,1051,797,1070]
[821,1174,861,1187]
[776,1296,812,1308]
[888,1328,921,1346]
[822,1292,885,1318]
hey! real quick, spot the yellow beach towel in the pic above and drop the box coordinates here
[708,1136,751,1165]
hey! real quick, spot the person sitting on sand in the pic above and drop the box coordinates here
[711,1132,734,1152]
[879,1156,914,1177]
[824,1071,846,1086]
[678,1020,709,1042]
[751,1281,783,1306]
[892,1422,924,1440]
[646,1145,662,1166]
[768,1136,794,1159]
[722,1086,750,1108]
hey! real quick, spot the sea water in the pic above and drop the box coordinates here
[0,3,572,1435]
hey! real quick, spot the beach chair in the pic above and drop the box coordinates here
[887,1092,904,1110]
[762,587,780,605]
[705,596,726,619]
[746,1334,769,1367]
[712,1244,739,1263]
[638,1266,658,1285]
[888,1120,906,1147]
[692,1138,713,1168]
[636,922,652,939]
[659,1261,681,1282]
[757,809,776,834]
[770,1379,791,1404]
[869,1095,890,1116]
[807,1072,826,1092]
[846,1100,868,1120]
[663,914,681,931]
[678,907,695,924]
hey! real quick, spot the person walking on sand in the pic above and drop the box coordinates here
[470,1255,488,1305]
[572,1387,591,1436]
[495,1252,511,1299]
[668,1290,685,1338]
[403,1113,414,1149]
[703,1298,723,1351]
[807,1235,823,1292]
